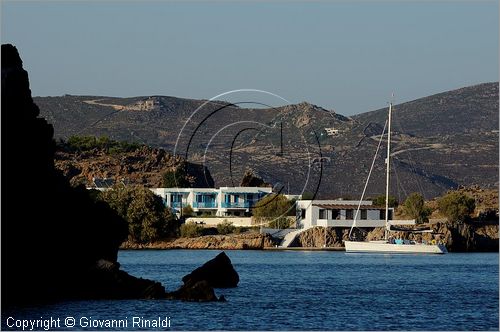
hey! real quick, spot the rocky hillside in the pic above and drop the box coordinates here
[352,83,499,196]
[426,186,499,220]
[35,83,499,199]
[55,143,214,188]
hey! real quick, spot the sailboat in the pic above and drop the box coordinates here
[344,100,447,254]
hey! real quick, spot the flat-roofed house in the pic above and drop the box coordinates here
[295,199,394,228]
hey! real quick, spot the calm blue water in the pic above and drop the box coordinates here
[3,250,498,331]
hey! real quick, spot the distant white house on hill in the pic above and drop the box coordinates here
[325,127,340,136]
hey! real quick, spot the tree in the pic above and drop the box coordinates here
[372,195,398,208]
[162,165,189,187]
[99,185,177,242]
[64,135,141,153]
[438,191,475,224]
[66,135,101,151]
[402,193,431,224]
[252,194,293,228]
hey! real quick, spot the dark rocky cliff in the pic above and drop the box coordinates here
[1,44,165,305]
[2,44,234,305]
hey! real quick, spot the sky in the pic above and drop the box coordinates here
[1,0,498,115]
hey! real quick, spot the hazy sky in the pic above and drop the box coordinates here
[2,1,498,115]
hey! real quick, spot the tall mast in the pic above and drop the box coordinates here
[384,102,392,241]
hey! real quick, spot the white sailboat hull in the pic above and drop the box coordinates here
[344,240,447,254]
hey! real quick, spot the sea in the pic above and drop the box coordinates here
[2,250,498,331]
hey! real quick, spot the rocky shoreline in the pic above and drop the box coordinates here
[121,233,276,250]
[120,221,498,252]
[291,221,499,252]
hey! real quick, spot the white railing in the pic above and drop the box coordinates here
[279,227,312,248]
[318,219,387,227]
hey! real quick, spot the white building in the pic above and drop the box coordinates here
[150,187,273,217]
[325,127,340,136]
[295,199,394,228]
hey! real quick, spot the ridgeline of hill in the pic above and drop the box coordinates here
[35,82,498,199]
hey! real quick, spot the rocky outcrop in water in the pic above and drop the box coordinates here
[182,252,239,288]
[164,252,237,301]
[163,251,238,301]
[79,260,166,300]
[166,280,220,302]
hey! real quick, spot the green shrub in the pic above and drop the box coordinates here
[217,219,236,235]
[65,135,141,153]
[253,194,294,229]
[98,185,176,243]
[402,193,432,224]
[253,194,293,219]
[180,223,204,238]
[438,191,475,223]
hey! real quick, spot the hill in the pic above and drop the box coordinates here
[35,82,499,199]
[352,82,498,197]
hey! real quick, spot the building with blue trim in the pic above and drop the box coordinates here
[151,187,273,217]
